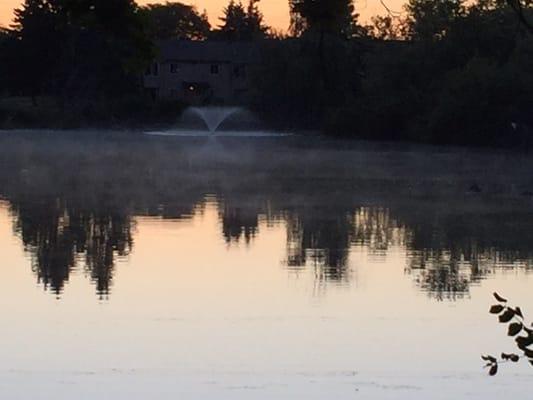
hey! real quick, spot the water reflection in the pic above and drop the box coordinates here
[1,133,532,298]
[407,248,533,300]
[285,213,352,281]
[11,199,133,297]
[220,205,259,244]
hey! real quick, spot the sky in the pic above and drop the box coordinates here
[0,0,405,31]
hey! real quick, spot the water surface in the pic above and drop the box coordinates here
[1,131,532,399]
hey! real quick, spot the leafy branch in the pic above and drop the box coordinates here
[482,292,533,376]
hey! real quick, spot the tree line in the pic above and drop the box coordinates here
[0,0,532,146]
[255,0,533,146]
[0,0,269,106]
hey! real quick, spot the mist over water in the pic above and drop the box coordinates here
[1,132,533,296]
[0,131,532,398]
[145,106,289,138]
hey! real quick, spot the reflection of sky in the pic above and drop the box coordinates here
[0,0,407,30]
[2,133,533,396]
[1,201,533,398]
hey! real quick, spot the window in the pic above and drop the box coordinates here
[233,65,246,78]
[153,62,159,76]
[170,63,179,74]
[210,64,219,74]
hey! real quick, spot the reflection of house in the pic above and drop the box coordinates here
[143,40,259,105]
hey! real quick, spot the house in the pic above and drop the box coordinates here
[143,40,260,105]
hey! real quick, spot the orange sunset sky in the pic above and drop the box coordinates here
[0,0,405,31]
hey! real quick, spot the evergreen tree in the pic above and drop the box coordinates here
[215,0,268,40]
[9,0,64,103]
[245,0,268,37]
[8,0,153,103]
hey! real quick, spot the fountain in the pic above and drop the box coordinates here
[187,106,241,134]
[144,105,291,138]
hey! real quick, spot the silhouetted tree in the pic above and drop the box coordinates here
[245,0,268,37]
[140,2,211,41]
[213,0,269,40]
[9,0,64,103]
[405,0,466,40]
[0,27,11,93]
[284,0,365,126]
[9,0,153,104]
[368,15,408,40]
[289,0,361,37]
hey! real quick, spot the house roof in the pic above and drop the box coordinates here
[157,40,260,64]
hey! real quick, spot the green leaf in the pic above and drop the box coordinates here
[489,363,498,376]
[490,305,504,314]
[493,293,507,303]
[515,307,524,319]
[499,308,515,323]
[508,322,523,336]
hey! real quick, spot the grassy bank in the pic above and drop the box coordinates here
[0,96,188,130]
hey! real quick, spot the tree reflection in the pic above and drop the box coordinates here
[15,200,75,295]
[82,213,133,297]
[12,199,133,298]
[407,247,533,300]
[1,134,533,299]
[350,207,407,253]
[285,212,352,282]
[220,205,258,244]
[283,208,408,284]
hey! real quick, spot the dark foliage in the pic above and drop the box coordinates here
[289,0,361,37]
[140,2,211,41]
[5,0,153,105]
[211,0,270,41]
[483,292,533,375]
[1,0,533,146]
[250,38,364,130]
[258,0,533,147]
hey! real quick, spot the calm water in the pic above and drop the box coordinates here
[1,131,532,399]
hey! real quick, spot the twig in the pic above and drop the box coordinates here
[379,0,403,17]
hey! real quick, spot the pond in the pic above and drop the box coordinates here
[0,131,532,399]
